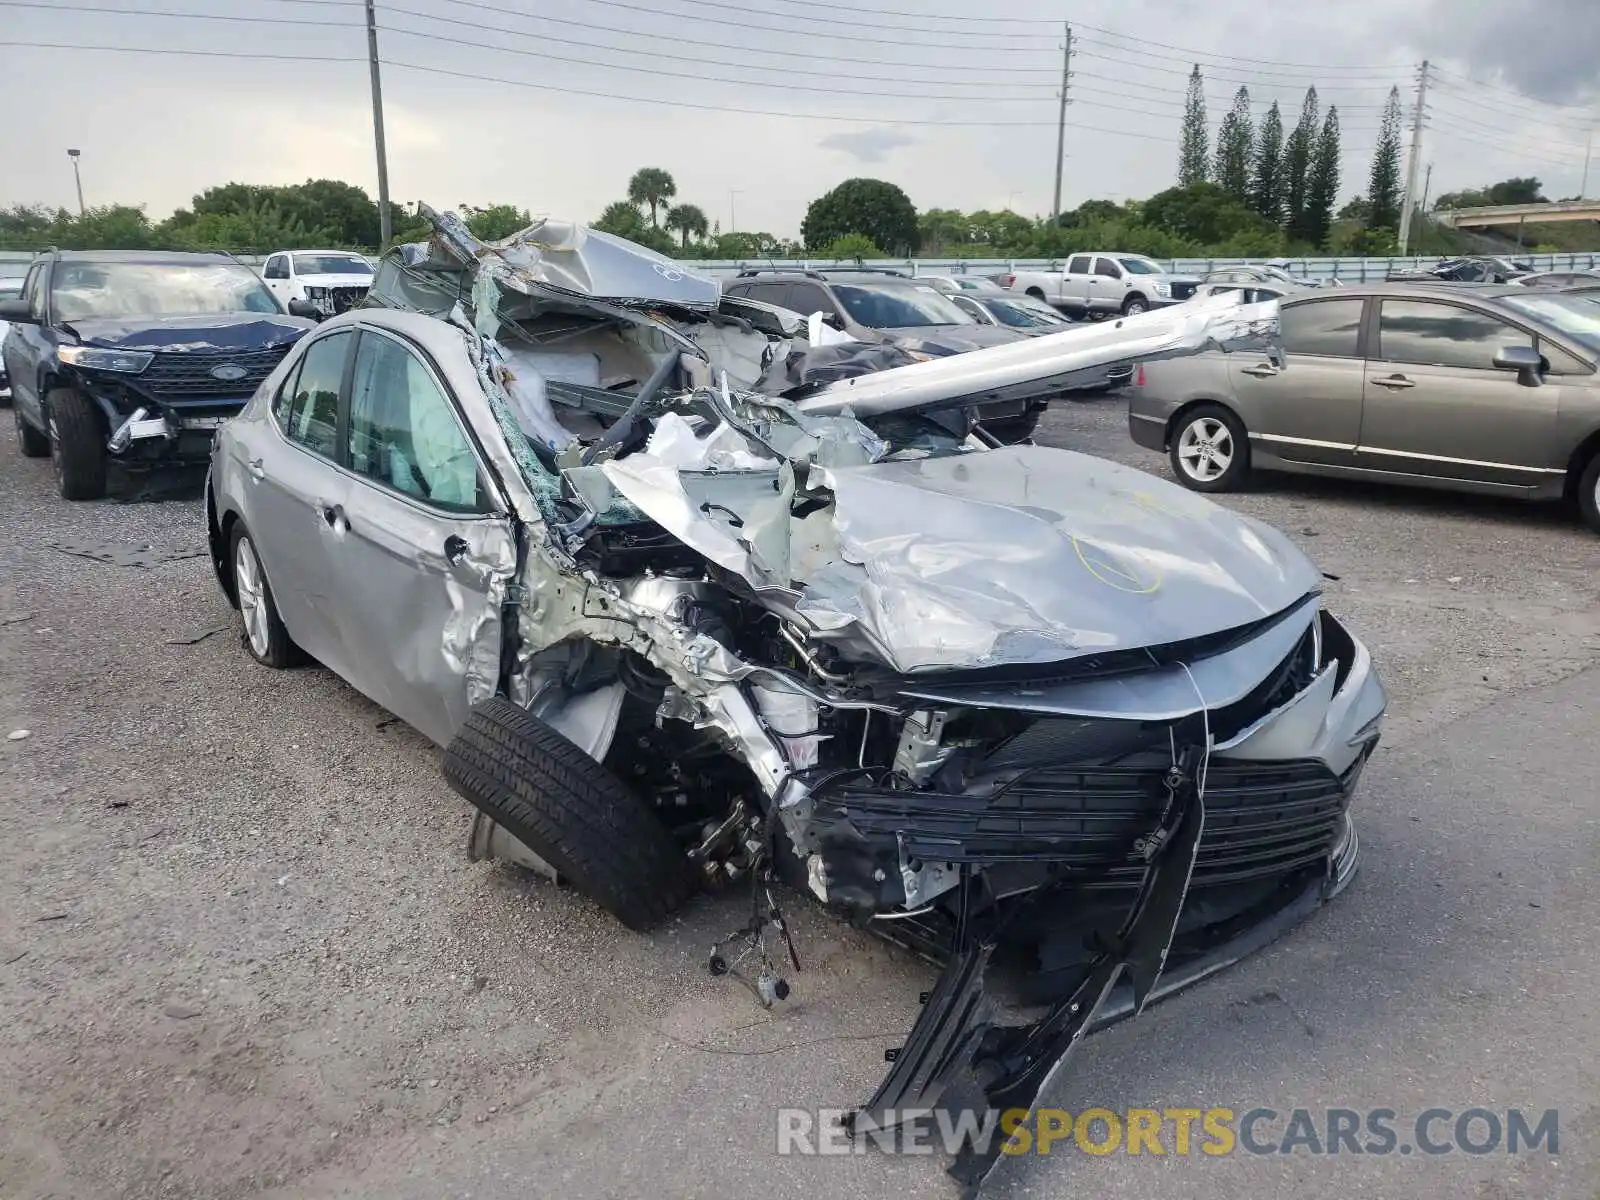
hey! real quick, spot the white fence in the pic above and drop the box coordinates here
[5,250,1599,282]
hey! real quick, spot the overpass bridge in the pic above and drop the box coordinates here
[1434,199,1600,229]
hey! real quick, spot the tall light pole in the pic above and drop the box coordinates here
[1006,190,1022,212]
[363,0,392,248]
[66,148,84,216]
[1582,123,1595,199]
[729,189,743,234]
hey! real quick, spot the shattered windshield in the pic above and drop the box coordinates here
[293,254,373,276]
[984,298,1069,329]
[833,282,976,328]
[51,262,281,320]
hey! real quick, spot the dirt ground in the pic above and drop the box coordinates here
[1,397,1596,1199]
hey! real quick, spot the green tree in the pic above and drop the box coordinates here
[800,178,919,254]
[463,204,532,240]
[1368,87,1404,233]
[1282,87,1320,241]
[1337,195,1371,222]
[595,200,647,239]
[626,167,677,228]
[1213,87,1253,202]
[967,209,1033,249]
[1178,65,1209,185]
[1248,101,1285,224]
[821,232,885,259]
[162,202,331,253]
[664,202,709,249]
[1436,177,1547,210]
[1142,181,1281,247]
[1302,106,1342,248]
[919,207,971,254]
[48,205,165,250]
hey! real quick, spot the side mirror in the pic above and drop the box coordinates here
[0,298,34,324]
[1493,344,1543,386]
[286,297,319,320]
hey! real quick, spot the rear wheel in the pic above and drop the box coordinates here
[47,387,107,500]
[1578,452,1600,534]
[229,523,299,668]
[443,697,696,931]
[14,403,48,457]
[1169,403,1250,492]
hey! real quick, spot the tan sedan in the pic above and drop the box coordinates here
[1128,283,1600,532]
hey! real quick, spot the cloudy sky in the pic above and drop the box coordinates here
[2,0,1596,237]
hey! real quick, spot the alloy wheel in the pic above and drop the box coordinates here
[234,536,270,657]
[1177,417,1234,483]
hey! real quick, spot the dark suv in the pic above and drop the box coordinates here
[1,250,318,499]
[723,268,1051,441]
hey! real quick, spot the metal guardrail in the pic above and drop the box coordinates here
[5,250,1598,282]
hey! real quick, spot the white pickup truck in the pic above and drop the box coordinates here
[1002,252,1201,319]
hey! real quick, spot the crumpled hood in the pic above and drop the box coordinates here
[62,313,314,353]
[795,445,1322,673]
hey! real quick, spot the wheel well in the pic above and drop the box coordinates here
[1564,428,1600,501]
[1124,292,1148,307]
[209,489,242,606]
[1164,397,1241,449]
[1026,287,1046,299]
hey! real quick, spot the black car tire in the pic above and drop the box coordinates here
[1122,294,1150,316]
[443,697,696,931]
[980,408,1043,444]
[1578,452,1600,535]
[1168,403,1251,493]
[14,403,49,457]
[48,387,108,500]
[228,523,301,669]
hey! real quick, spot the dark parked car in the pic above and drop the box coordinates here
[1387,256,1531,284]
[1,250,317,499]
[722,268,1050,441]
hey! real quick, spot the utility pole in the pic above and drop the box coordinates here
[1418,162,1433,254]
[1051,24,1073,225]
[364,0,392,248]
[1581,122,1594,199]
[66,148,84,216]
[1398,59,1429,255]
[729,189,743,234]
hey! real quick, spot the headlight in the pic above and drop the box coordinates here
[58,346,153,373]
[1152,282,1171,297]
[303,286,329,299]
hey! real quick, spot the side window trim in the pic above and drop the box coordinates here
[1280,296,1368,360]
[341,324,502,516]
[1374,298,1529,370]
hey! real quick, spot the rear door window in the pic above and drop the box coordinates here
[1376,300,1532,369]
[1066,255,1092,275]
[786,282,836,316]
[263,255,289,280]
[281,330,350,459]
[1281,298,1364,358]
[1093,257,1122,278]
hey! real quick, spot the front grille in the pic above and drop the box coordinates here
[132,344,292,401]
[816,756,1352,888]
[1169,281,1197,300]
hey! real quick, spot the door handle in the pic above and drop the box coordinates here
[1241,363,1279,378]
[1371,375,1415,389]
[444,534,470,565]
[320,503,348,533]
[246,456,265,481]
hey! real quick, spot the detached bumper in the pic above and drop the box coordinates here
[104,402,243,466]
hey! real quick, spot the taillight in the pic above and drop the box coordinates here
[1134,364,1146,387]
[1000,274,1015,288]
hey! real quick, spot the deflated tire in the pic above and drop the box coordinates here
[443,697,696,931]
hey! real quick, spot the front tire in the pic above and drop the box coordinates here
[1122,295,1150,316]
[1578,452,1600,534]
[15,403,48,457]
[229,523,299,668]
[1169,403,1250,492]
[47,387,107,500]
[443,697,696,931]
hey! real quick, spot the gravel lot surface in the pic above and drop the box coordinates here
[1,396,1596,1200]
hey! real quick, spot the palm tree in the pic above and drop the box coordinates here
[665,203,708,250]
[627,167,677,228]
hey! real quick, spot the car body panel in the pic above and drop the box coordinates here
[1130,283,1600,502]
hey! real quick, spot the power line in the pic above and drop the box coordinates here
[1070,35,1406,85]
[0,37,361,60]
[1429,79,1592,131]
[0,0,359,25]
[1430,65,1595,112]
